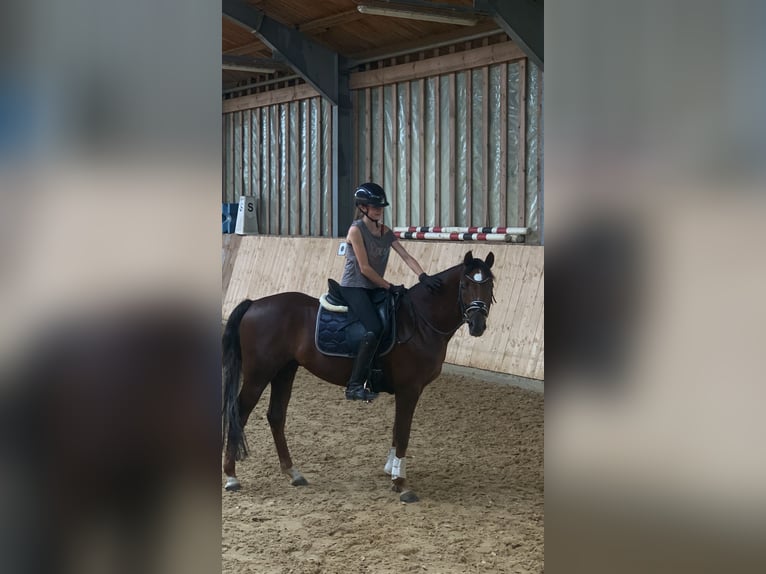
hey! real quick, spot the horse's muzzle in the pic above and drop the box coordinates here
[464,301,489,336]
[468,317,486,336]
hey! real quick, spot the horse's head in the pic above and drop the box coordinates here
[460,251,495,336]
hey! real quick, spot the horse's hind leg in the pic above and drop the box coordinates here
[223,374,269,491]
[267,362,307,486]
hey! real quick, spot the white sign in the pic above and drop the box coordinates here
[235,195,259,235]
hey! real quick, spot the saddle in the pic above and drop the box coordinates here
[315,279,397,359]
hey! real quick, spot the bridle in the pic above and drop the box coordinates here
[459,273,493,323]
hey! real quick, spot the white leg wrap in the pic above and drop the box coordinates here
[384,448,397,475]
[391,456,407,480]
[286,468,301,480]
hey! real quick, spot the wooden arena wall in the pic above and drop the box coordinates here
[222,236,543,380]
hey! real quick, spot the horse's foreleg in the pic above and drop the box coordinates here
[223,377,268,491]
[267,363,307,486]
[384,411,401,475]
[389,388,422,503]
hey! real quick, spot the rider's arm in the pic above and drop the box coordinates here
[391,239,426,277]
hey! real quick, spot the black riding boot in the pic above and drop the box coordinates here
[345,331,380,401]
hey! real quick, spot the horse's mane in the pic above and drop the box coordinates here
[433,257,495,282]
[405,255,495,302]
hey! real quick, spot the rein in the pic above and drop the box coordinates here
[410,298,462,336]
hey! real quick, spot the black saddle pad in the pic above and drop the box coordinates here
[315,281,396,358]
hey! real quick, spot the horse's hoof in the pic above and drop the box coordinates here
[285,468,308,486]
[400,490,419,503]
[224,478,241,491]
[391,477,406,493]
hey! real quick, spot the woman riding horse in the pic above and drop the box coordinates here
[222,238,496,502]
[339,182,442,401]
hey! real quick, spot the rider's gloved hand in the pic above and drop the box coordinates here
[388,284,407,297]
[418,273,443,294]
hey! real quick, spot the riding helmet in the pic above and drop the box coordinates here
[354,182,389,207]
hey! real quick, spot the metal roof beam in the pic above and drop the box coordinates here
[222,0,344,105]
[222,55,291,74]
[474,0,543,70]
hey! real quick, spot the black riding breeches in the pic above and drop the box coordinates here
[339,286,384,338]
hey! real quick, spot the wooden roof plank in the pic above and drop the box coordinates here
[350,40,524,89]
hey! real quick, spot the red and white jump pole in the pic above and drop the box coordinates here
[394,226,527,234]
[393,226,528,242]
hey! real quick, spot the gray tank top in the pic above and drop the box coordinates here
[340,220,396,289]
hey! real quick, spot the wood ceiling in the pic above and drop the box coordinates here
[222,0,506,93]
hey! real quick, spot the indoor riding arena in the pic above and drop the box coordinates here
[221,2,543,572]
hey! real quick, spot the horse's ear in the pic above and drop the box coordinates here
[485,252,494,269]
[463,251,474,266]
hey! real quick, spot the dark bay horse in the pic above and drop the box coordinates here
[222,250,495,502]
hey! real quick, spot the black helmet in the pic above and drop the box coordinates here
[354,182,389,207]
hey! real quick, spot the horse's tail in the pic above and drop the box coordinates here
[222,299,253,461]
